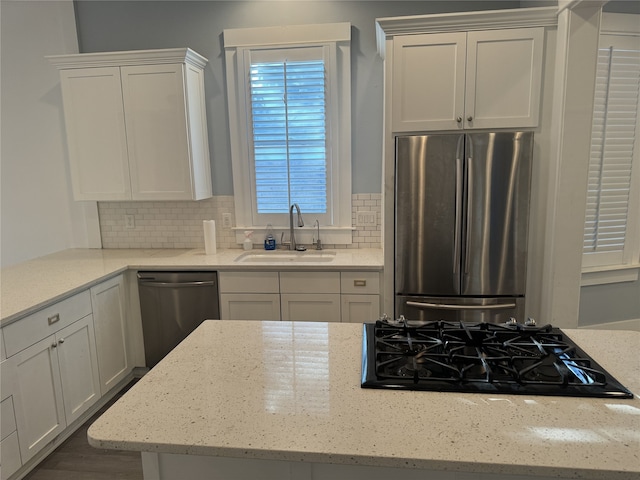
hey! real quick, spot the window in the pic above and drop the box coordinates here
[224,24,352,244]
[582,29,640,280]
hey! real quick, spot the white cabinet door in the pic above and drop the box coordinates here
[121,64,195,200]
[11,336,66,463]
[465,28,544,129]
[220,294,281,321]
[392,32,466,132]
[280,294,341,322]
[55,315,101,425]
[391,28,543,132]
[59,67,131,200]
[91,275,130,395]
[52,49,213,201]
[341,295,380,323]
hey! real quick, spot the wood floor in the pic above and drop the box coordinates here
[23,387,143,480]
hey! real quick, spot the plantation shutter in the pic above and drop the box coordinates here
[249,49,328,217]
[583,41,640,267]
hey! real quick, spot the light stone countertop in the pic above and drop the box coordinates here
[87,320,640,479]
[1,248,383,325]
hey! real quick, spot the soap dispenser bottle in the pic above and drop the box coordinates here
[243,231,254,250]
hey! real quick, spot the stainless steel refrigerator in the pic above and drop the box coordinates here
[395,132,533,323]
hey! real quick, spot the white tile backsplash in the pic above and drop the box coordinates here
[98,194,381,249]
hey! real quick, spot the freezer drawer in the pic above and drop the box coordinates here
[396,295,525,324]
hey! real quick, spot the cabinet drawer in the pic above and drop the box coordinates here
[0,431,22,480]
[3,290,92,358]
[279,272,340,294]
[340,272,380,294]
[1,396,16,441]
[219,271,279,293]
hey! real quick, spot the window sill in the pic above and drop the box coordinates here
[581,264,640,286]
[234,226,354,247]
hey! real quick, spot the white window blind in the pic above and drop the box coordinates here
[583,38,640,268]
[249,59,328,215]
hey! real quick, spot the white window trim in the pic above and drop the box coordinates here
[224,23,352,245]
[581,13,640,286]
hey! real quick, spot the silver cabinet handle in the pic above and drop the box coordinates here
[353,280,367,287]
[456,116,462,123]
[58,338,65,345]
[48,314,60,325]
[467,116,473,121]
[406,301,516,311]
[51,342,57,349]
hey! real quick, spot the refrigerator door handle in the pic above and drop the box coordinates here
[406,301,516,311]
[464,141,473,276]
[453,141,464,278]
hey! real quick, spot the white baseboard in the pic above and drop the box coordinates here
[578,318,640,331]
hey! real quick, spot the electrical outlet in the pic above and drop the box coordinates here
[356,211,377,227]
[124,214,135,229]
[222,213,232,228]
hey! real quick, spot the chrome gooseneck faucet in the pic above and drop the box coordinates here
[289,203,305,251]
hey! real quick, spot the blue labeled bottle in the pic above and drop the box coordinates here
[264,224,276,250]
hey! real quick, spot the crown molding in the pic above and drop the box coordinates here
[376,6,558,37]
[47,48,208,70]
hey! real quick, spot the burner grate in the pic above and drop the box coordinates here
[361,319,633,398]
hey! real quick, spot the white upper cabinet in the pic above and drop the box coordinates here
[392,32,467,132]
[392,27,544,132]
[58,66,131,200]
[464,28,544,130]
[49,48,212,201]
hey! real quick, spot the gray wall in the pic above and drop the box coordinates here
[579,279,640,326]
[73,0,519,196]
[0,0,99,268]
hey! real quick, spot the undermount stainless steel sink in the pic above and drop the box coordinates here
[234,250,336,263]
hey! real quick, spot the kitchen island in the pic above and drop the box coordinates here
[87,321,640,480]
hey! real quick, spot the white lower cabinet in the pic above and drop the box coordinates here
[1,363,21,480]
[220,293,281,321]
[219,271,281,320]
[340,272,381,323]
[280,271,341,322]
[0,431,21,480]
[55,316,101,425]
[10,314,100,463]
[219,270,381,323]
[341,295,380,323]
[91,275,130,395]
[0,276,133,475]
[280,294,341,322]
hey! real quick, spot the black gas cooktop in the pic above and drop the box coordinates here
[361,318,634,398]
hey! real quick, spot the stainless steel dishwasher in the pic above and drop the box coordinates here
[137,271,220,368]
